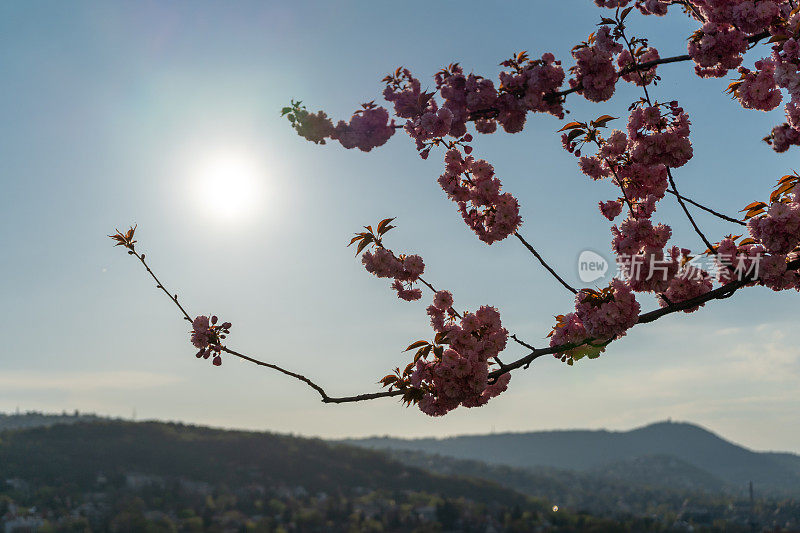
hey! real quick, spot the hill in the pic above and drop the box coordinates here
[345,420,800,496]
[1,418,797,531]
[0,411,104,431]
[0,420,698,532]
[0,420,526,504]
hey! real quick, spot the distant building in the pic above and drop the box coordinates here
[4,515,45,533]
[124,473,165,489]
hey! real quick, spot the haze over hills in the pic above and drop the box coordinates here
[2,413,798,496]
[0,420,558,532]
[0,411,103,432]
[345,420,800,496]
[1,415,799,530]
[0,420,528,505]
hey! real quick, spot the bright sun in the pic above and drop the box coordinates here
[193,149,265,220]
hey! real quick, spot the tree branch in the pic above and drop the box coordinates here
[488,260,799,380]
[116,233,798,405]
[124,244,403,404]
[665,189,747,226]
[666,167,719,254]
[514,232,578,294]
[222,347,404,403]
[473,30,770,117]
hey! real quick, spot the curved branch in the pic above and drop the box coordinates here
[493,257,799,380]
[666,189,747,226]
[222,347,404,403]
[488,268,790,380]
[117,233,798,404]
[667,167,719,254]
[473,30,770,118]
[514,232,578,294]
[123,244,402,404]
[131,249,192,324]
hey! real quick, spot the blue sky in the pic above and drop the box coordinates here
[1,1,798,452]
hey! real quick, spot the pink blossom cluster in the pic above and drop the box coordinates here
[599,199,624,221]
[735,60,782,111]
[549,313,606,363]
[292,106,396,152]
[572,106,682,224]
[716,238,760,284]
[569,26,622,102]
[768,123,800,152]
[691,0,782,33]
[660,262,713,312]
[612,218,675,292]
[495,52,567,126]
[361,247,425,301]
[612,217,672,256]
[747,198,800,253]
[574,278,640,341]
[190,315,231,366]
[438,149,522,244]
[763,37,800,150]
[688,23,749,78]
[758,252,800,290]
[567,104,701,297]
[623,1,800,149]
[548,278,640,362]
[637,0,670,15]
[380,56,566,155]
[383,68,457,152]
[628,103,693,168]
[593,0,669,16]
[618,47,660,86]
[716,238,800,290]
[773,38,800,97]
[604,161,669,221]
[572,128,628,179]
[292,110,335,144]
[621,246,681,293]
[334,107,396,152]
[413,292,510,416]
[689,11,800,150]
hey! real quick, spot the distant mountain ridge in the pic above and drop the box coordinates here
[4,414,798,496]
[0,411,105,432]
[345,420,800,496]
[4,418,797,530]
[0,420,528,506]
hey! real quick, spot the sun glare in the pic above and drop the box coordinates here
[192,149,265,220]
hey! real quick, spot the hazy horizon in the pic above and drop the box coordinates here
[3,410,797,457]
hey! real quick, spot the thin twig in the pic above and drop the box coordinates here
[418,273,538,351]
[667,168,719,254]
[665,189,746,225]
[127,245,404,404]
[222,347,404,403]
[119,238,799,403]
[489,272,773,380]
[131,250,192,323]
[514,232,578,294]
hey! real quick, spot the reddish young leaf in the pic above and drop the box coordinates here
[557,121,584,132]
[404,340,429,352]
